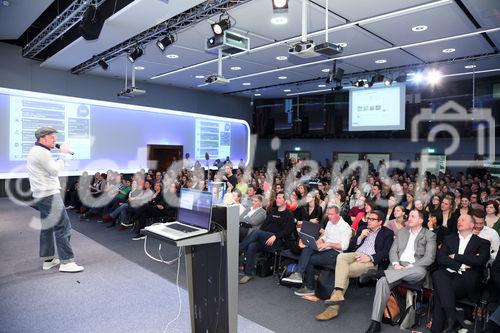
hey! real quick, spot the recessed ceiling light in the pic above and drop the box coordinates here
[230,66,242,71]
[270,16,288,25]
[336,42,348,48]
[242,82,251,86]
[276,55,287,61]
[254,93,262,96]
[442,48,455,53]
[318,84,326,88]
[165,54,179,59]
[464,64,476,69]
[2,0,10,7]
[278,76,287,80]
[134,66,145,70]
[321,68,330,73]
[195,75,205,79]
[375,59,387,64]
[283,89,291,92]
[412,25,428,32]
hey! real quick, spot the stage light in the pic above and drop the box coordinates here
[412,72,424,84]
[372,73,384,83]
[97,59,108,70]
[127,46,143,63]
[384,78,393,86]
[333,82,343,91]
[211,16,231,35]
[426,70,442,85]
[395,73,407,83]
[352,80,364,88]
[156,33,175,51]
[272,0,288,11]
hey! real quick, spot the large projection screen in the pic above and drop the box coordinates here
[349,84,406,131]
[0,87,250,179]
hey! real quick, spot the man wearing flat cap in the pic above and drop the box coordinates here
[27,127,84,273]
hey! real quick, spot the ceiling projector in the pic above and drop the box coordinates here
[117,86,146,98]
[205,75,230,85]
[288,40,318,58]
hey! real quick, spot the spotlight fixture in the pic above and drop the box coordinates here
[364,80,372,88]
[372,73,384,83]
[384,78,393,86]
[156,33,175,51]
[333,82,343,91]
[211,14,231,35]
[352,80,364,88]
[97,59,109,70]
[272,0,288,11]
[395,73,407,83]
[127,46,143,63]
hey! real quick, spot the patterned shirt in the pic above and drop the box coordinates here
[356,227,381,256]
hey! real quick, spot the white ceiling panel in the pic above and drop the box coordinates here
[462,0,500,29]
[487,31,500,50]
[0,0,53,39]
[41,0,206,70]
[403,35,494,62]
[339,49,422,72]
[360,2,476,45]
[324,0,433,22]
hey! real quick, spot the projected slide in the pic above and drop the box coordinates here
[349,84,406,131]
[9,96,91,160]
[0,87,250,179]
[195,120,231,160]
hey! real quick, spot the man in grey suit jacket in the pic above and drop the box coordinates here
[239,195,267,241]
[362,209,437,333]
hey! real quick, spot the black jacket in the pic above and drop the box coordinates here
[436,233,490,301]
[347,224,394,270]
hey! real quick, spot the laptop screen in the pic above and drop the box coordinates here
[177,189,213,230]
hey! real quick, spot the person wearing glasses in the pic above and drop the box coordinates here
[361,210,436,333]
[315,210,393,321]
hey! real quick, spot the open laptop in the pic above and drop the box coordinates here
[300,220,321,238]
[144,188,213,241]
[298,231,318,251]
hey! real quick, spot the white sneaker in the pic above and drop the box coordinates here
[59,262,84,273]
[42,258,60,270]
[282,272,303,284]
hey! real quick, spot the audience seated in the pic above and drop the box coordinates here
[239,194,266,241]
[384,205,407,236]
[472,209,500,264]
[362,210,436,333]
[239,191,295,284]
[315,210,394,321]
[431,214,490,333]
[282,205,352,296]
[58,156,500,332]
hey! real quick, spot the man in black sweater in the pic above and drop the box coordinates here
[239,191,295,284]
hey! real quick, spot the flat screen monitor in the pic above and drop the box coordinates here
[177,189,213,230]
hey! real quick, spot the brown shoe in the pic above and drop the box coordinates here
[315,306,339,321]
[102,214,113,223]
[324,289,344,305]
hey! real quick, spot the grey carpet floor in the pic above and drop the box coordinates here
[0,198,271,333]
[0,198,428,332]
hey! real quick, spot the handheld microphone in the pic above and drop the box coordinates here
[55,144,75,155]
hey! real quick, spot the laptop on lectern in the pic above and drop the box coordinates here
[144,189,213,240]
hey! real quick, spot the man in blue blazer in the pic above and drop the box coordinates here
[315,210,394,321]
